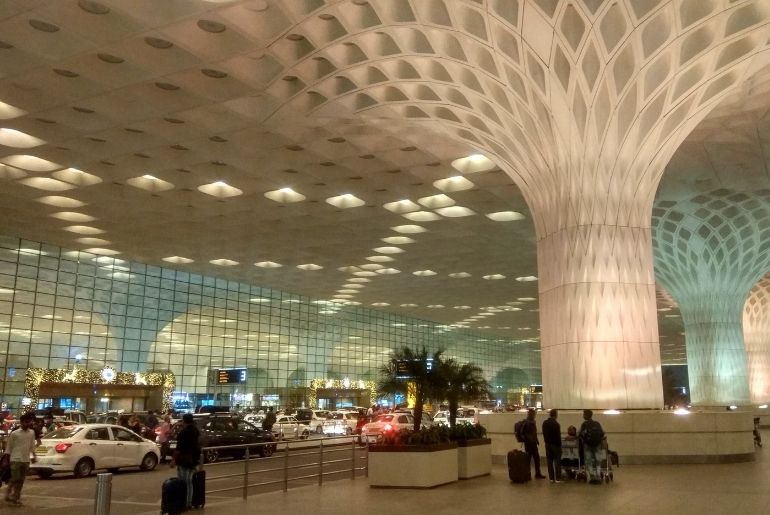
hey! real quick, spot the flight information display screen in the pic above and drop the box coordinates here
[217,368,247,384]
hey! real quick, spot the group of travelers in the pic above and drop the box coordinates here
[517,408,606,484]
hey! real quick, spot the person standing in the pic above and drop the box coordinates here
[542,409,562,483]
[262,407,276,434]
[146,410,159,431]
[579,409,605,484]
[522,408,546,479]
[174,413,200,510]
[157,414,172,465]
[4,413,37,506]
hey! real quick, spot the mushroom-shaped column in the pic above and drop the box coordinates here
[653,191,770,405]
[744,273,770,405]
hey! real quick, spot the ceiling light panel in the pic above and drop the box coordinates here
[413,270,437,276]
[163,256,194,264]
[326,193,365,208]
[0,128,45,148]
[365,255,394,262]
[0,155,61,172]
[0,101,25,120]
[483,274,506,280]
[49,212,96,222]
[380,236,415,245]
[449,272,471,278]
[451,154,496,173]
[434,206,476,217]
[373,246,404,254]
[74,237,111,245]
[376,268,400,274]
[51,168,102,186]
[255,261,282,268]
[127,175,174,193]
[433,175,475,192]
[486,211,525,221]
[62,225,104,235]
[402,211,442,222]
[0,164,25,179]
[516,276,538,282]
[391,225,427,234]
[417,194,455,209]
[297,263,323,270]
[83,248,119,255]
[198,181,242,198]
[264,187,305,203]
[17,177,75,191]
[210,259,239,266]
[383,199,420,214]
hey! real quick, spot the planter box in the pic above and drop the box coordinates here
[457,438,492,479]
[368,442,458,488]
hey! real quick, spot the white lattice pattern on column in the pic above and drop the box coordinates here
[744,274,770,405]
[653,190,770,405]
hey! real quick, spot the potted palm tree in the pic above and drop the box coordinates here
[439,359,492,479]
[368,346,458,488]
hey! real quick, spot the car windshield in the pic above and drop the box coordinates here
[44,426,83,439]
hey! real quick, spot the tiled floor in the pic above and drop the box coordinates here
[129,449,770,515]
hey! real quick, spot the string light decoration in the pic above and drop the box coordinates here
[23,367,175,413]
[308,378,376,409]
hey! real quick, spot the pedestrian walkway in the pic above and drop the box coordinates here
[122,449,769,515]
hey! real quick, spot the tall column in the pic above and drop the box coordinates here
[653,190,770,406]
[744,274,770,405]
[538,224,662,409]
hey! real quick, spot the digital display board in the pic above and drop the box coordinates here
[217,368,247,384]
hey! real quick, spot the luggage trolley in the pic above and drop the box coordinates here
[598,438,615,483]
[560,438,581,480]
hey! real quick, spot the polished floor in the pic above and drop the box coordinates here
[14,447,770,515]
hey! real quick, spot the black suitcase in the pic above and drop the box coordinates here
[191,469,206,509]
[161,477,187,515]
[507,449,531,483]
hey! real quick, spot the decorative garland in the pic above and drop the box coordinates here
[308,378,377,409]
[23,367,175,413]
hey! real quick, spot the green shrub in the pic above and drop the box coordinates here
[448,422,487,441]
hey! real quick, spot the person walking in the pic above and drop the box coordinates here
[157,414,172,465]
[4,412,37,506]
[522,408,546,479]
[579,409,605,484]
[174,413,201,510]
[542,409,562,483]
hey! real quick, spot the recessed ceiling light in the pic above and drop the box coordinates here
[297,263,323,270]
[353,271,378,276]
[264,187,305,203]
[209,259,239,266]
[0,164,25,180]
[433,175,474,192]
[451,153,496,173]
[366,255,394,262]
[486,211,525,221]
[448,272,471,278]
[391,225,427,234]
[49,211,96,222]
[515,276,538,282]
[482,274,506,280]
[62,225,104,235]
[163,256,194,264]
[18,177,75,191]
[74,237,111,246]
[453,305,471,309]
[198,181,242,198]
[400,303,418,307]
[381,236,415,245]
[371,302,390,307]
[127,175,174,192]
[52,168,102,186]
[383,199,420,214]
[517,297,536,301]
[375,268,400,274]
[402,211,442,222]
[417,194,455,209]
[359,263,384,270]
[434,206,476,217]
[83,248,119,256]
[0,128,45,148]
[413,270,437,276]
[36,196,86,208]
[373,246,404,254]
[347,277,370,283]
[427,304,445,308]
[0,154,61,172]
[255,261,282,268]
[326,193,365,208]
[337,289,359,294]
[333,294,353,299]
[249,298,271,303]
[342,284,365,289]
[338,266,361,273]
[0,101,26,120]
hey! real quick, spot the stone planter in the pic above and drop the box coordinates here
[368,442,458,488]
[457,438,492,479]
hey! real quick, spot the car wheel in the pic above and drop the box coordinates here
[260,444,274,458]
[140,453,158,471]
[36,470,53,479]
[74,458,94,478]
[204,449,219,463]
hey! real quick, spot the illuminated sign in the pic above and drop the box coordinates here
[217,368,247,384]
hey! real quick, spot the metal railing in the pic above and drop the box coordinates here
[199,436,369,499]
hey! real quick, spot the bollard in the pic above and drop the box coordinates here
[93,473,112,515]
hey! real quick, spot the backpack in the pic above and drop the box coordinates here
[514,419,527,443]
[581,420,604,447]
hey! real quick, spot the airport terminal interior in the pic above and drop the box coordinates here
[2,0,770,466]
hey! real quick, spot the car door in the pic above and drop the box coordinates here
[83,426,115,468]
[111,427,145,467]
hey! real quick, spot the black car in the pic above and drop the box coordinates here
[169,415,276,463]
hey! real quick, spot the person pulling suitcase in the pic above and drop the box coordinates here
[171,414,201,511]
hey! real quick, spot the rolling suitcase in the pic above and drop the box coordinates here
[191,469,206,509]
[161,477,187,515]
[507,449,531,483]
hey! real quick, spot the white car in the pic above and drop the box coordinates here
[322,412,359,436]
[295,409,330,434]
[433,409,476,426]
[361,413,415,443]
[244,413,265,427]
[272,415,310,440]
[31,424,160,478]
